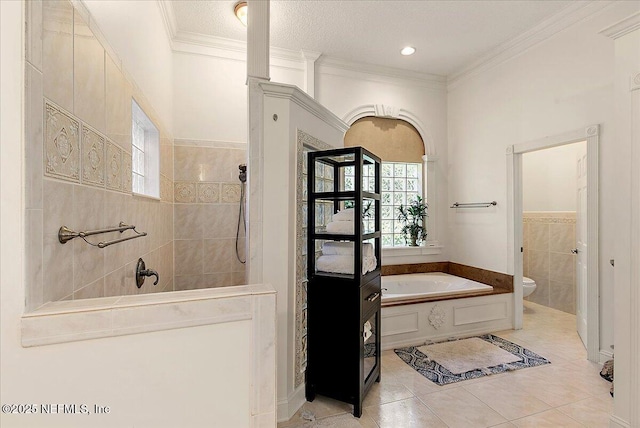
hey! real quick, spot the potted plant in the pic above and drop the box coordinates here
[397,196,428,246]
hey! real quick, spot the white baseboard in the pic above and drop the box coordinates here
[609,414,630,428]
[277,383,306,423]
[599,349,614,364]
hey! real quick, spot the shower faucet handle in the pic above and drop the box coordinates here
[135,258,159,288]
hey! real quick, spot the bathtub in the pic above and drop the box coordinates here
[379,272,512,350]
[381,272,493,305]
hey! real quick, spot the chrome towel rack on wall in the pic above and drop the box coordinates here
[450,201,497,208]
[58,222,147,248]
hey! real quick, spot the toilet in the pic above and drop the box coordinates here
[523,276,537,297]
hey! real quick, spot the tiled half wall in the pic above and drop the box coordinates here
[173,143,247,290]
[523,212,576,314]
[25,0,174,310]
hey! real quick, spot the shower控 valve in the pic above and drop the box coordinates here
[239,164,247,183]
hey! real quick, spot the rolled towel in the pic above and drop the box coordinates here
[332,208,354,222]
[322,242,374,258]
[316,254,377,275]
[363,329,372,342]
[325,221,354,235]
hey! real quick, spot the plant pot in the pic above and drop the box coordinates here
[410,236,418,246]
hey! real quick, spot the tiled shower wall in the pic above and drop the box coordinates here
[25,0,174,310]
[173,143,247,289]
[523,212,576,314]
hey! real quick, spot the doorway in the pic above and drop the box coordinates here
[507,125,600,362]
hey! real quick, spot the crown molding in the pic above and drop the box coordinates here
[448,0,615,90]
[600,11,640,39]
[157,0,178,46]
[260,82,349,134]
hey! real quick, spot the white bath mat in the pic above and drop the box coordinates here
[394,334,550,385]
[418,337,520,375]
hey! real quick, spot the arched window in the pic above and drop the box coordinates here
[345,117,425,247]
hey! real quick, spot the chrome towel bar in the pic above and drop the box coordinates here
[58,222,147,248]
[450,201,497,208]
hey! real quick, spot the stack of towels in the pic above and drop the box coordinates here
[363,321,373,342]
[316,241,377,275]
[325,208,359,235]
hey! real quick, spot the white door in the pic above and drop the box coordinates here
[576,143,588,347]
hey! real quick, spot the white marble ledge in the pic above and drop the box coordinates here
[22,284,276,348]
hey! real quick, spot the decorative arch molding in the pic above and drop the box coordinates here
[342,104,436,157]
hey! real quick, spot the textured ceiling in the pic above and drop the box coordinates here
[171,0,574,76]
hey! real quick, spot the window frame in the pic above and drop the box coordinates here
[131,99,160,199]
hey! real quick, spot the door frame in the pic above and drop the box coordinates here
[506,125,600,362]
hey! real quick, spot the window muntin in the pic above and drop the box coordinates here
[381,162,422,247]
[131,100,159,198]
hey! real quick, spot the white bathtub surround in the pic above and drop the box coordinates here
[20,284,277,426]
[382,272,493,304]
[381,293,513,351]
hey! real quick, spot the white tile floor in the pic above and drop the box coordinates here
[279,301,613,428]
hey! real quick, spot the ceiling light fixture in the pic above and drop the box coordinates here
[400,46,416,56]
[234,1,248,27]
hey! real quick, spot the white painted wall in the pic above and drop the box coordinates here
[447,2,640,358]
[522,142,583,212]
[83,0,174,135]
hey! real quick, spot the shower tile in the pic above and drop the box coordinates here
[73,182,104,230]
[73,278,105,300]
[222,183,241,203]
[527,278,549,307]
[522,222,529,248]
[25,64,43,209]
[26,0,43,70]
[43,0,74,111]
[104,266,129,297]
[203,273,234,288]
[174,240,203,276]
[160,175,173,203]
[105,55,132,151]
[73,239,104,291]
[174,274,204,291]
[160,136,174,180]
[232,271,247,286]
[43,234,74,302]
[43,178,74,235]
[44,101,80,183]
[174,204,203,239]
[73,11,105,132]
[549,253,574,284]
[122,151,132,194]
[26,209,44,311]
[105,141,123,191]
[549,223,575,254]
[203,239,233,274]
[174,146,204,182]
[80,123,106,188]
[523,249,529,277]
[203,204,241,239]
[550,280,575,314]
[198,182,220,203]
[529,223,549,251]
[174,182,196,203]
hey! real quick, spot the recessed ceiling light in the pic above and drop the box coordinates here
[234,1,247,27]
[400,46,416,56]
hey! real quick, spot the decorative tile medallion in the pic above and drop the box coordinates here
[174,182,196,203]
[428,304,446,329]
[121,151,132,193]
[80,124,105,187]
[295,129,332,388]
[198,182,220,203]
[221,183,241,203]
[44,100,80,182]
[106,141,122,190]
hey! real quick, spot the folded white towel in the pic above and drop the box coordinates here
[364,329,372,342]
[364,321,372,333]
[325,221,354,235]
[316,254,377,275]
[332,208,354,222]
[322,242,374,258]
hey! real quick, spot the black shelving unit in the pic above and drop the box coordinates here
[305,147,381,418]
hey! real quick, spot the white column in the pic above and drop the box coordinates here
[246,0,270,283]
[301,50,321,98]
[423,154,439,246]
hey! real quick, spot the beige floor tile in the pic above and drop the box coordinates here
[463,378,551,420]
[365,397,447,428]
[278,396,352,428]
[490,423,518,428]
[278,412,379,428]
[418,387,507,428]
[361,381,414,407]
[556,395,613,428]
[511,409,584,427]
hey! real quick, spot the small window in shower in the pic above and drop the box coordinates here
[131,99,159,198]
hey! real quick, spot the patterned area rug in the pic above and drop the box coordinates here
[394,334,550,386]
